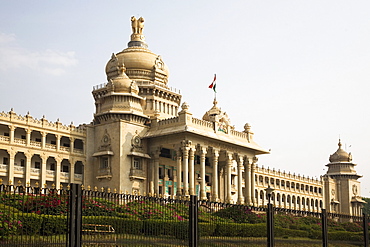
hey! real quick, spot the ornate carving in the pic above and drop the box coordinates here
[99,129,112,151]
[154,56,164,70]
[131,16,145,35]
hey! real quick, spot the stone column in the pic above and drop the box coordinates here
[41,132,46,149]
[9,125,15,144]
[149,159,155,195]
[55,157,62,190]
[25,152,32,185]
[199,147,207,200]
[337,181,341,213]
[70,137,75,153]
[154,152,160,196]
[176,149,182,196]
[251,158,257,206]
[226,152,233,203]
[182,146,189,196]
[69,159,75,183]
[82,140,86,155]
[188,148,195,195]
[7,150,15,184]
[26,129,31,146]
[237,156,244,204]
[244,159,252,205]
[211,150,219,202]
[56,135,61,151]
[40,154,47,187]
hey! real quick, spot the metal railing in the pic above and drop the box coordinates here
[0,183,369,247]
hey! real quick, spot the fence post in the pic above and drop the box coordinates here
[267,203,274,247]
[68,183,82,247]
[363,213,369,247]
[321,209,328,247]
[189,195,198,247]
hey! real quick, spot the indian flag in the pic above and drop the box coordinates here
[208,74,216,93]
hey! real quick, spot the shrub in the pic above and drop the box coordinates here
[82,197,117,216]
[0,203,21,214]
[142,219,173,235]
[341,222,363,232]
[22,193,68,215]
[172,221,188,239]
[213,206,265,223]
[328,231,363,242]
[16,213,43,235]
[275,227,309,238]
[274,214,296,229]
[0,210,22,239]
[40,215,67,236]
[215,223,265,237]
[199,222,216,236]
[115,200,187,221]
[308,230,322,239]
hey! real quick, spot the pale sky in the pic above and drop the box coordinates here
[1,1,370,196]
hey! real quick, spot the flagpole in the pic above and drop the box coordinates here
[208,74,217,101]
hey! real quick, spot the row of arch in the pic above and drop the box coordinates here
[256,175,322,194]
[0,149,84,183]
[0,123,84,152]
[255,189,323,210]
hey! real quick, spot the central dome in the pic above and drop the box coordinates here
[105,17,169,86]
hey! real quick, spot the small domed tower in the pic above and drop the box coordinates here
[203,98,232,133]
[322,140,364,219]
[93,56,147,124]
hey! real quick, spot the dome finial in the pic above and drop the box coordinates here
[128,16,147,48]
[213,97,218,106]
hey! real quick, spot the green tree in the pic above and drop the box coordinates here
[362,197,370,215]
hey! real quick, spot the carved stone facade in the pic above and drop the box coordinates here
[0,17,364,217]
[0,110,86,189]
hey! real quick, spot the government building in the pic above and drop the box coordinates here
[0,17,364,217]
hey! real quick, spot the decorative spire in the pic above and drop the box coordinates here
[213,97,218,107]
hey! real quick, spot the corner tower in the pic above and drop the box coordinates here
[322,140,364,218]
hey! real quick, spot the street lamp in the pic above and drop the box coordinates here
[265,186,274,204]
[265,185,275,247]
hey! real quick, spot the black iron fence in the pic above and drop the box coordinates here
[0,183,369,247]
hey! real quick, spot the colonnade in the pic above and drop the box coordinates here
[148,140,257,204]
[0,149,84,189]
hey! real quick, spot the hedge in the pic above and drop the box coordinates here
[214,223,266,237]
[40,215,67,236]
[275,227,309,238]
[328,231,363,242]
[16,213,43,235]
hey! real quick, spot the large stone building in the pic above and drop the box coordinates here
[0,17,364,216]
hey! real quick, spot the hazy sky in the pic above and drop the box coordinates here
[1,1,370,196]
